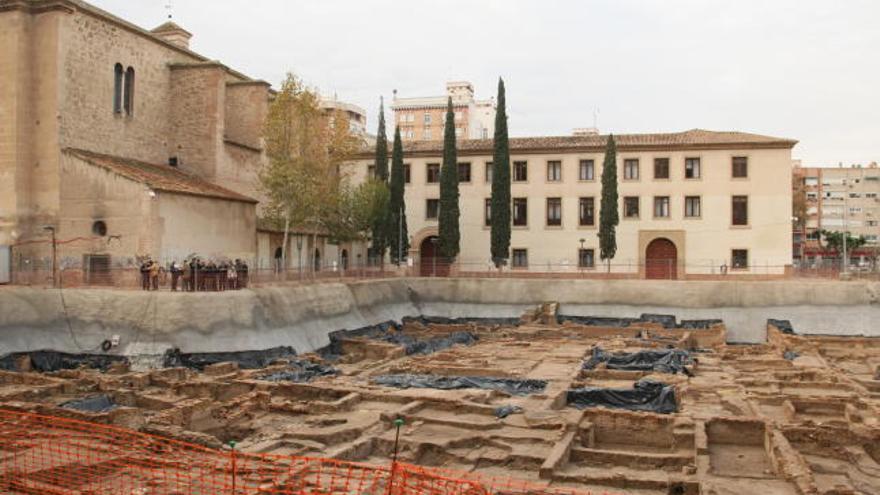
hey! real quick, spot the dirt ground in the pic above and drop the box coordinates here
[1,306,879,495]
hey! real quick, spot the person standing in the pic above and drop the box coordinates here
[149,260,160,290]
[227,262,238,290]
[140,259,150,291]
[170,261,181,291]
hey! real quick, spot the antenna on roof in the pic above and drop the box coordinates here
[165,1,173,20]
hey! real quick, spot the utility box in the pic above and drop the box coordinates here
[0,245,10,284]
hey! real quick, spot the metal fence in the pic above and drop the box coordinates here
[5,257,880,289]
[0,407,615,495]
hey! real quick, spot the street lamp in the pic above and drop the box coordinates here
[430,237,438,277]
[43,226,57,288]
[578,238,585,274]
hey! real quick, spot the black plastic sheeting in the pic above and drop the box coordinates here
[583,347,693,374]
[61,394,118,413]
[373,374,547,396]
[566,380,677,414]
[0,351,128,372]
[558,313,721,330]
[783,350,800,361]
[493,405,523,418]
[768,319,795,335]
[164,346,297,370]
[318,320,478,359]
[259,359,337,383]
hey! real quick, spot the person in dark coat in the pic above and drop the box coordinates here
[140,259,151,290]
[170,261,181,291]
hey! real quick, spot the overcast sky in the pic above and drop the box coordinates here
[92,0,879,166]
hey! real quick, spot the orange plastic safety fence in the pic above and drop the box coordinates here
[0,409,614,495]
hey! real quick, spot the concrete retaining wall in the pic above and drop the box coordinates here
[0,278,877,356]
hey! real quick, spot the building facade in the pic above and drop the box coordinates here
[349,129,797,278]
[793,162,880,266]
[391,81,495,141]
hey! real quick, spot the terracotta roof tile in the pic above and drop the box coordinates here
[65,148,258,204]
[358,129,797,157]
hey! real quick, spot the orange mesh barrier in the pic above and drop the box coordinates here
[0,408,617,495]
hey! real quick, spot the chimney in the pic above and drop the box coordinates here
[151,21,192,50]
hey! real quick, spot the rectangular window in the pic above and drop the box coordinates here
[685,157,701,179]
[513,198,528,226]
[624,159,639,180]
[485,162,493,183]
[732,195,748,225]
[732,156,748,178]
[424,113,431,125]
[547,161,562,182]
[512,249,528,268]
[458,162,471,183]
[403,164,411,184]
[546,198,562,226]
[624,196,640,218]
[653,196,670,218]
[654,158,670,179]
[484,198,491,227]
[368,164,376,178]
[426,163,440,183]
[732,249,749,269]
[579,197,595,226]
[579,159,595,181]
[684,196,701,217]
[423,129,432,140]
[578,248,595,268]
[513,161,528,182]
[426,199,440,219]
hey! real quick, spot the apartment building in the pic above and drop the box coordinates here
[349,129,797,279]
[793,162,880,265]
[390,81,495,141]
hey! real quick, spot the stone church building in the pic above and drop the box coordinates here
[0,0,354,283]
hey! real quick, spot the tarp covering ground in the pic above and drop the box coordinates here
[558,313,722,330]
[319,320,478,359]
[163,346,297,370]
[566,380,677,414]
[374,374,547,396]
[0,351,128,372]
[60,394,118,413]
[583,347,693,374]
[259,359,337,383]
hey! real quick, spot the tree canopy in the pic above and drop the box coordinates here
[438,97,461,260]
[490,77,511,267]
[598,134,619,269]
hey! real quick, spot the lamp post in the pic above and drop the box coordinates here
[296,233,303,279]
[430,237,438,277]
[43,226,57,288]
[578,238,585,274]
[843,177,849,277]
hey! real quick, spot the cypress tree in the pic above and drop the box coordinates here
[490,78,511,267]
[370,97,389,261]
[387,126,409,265]
[598,134,619,271]
[438,97,460,261]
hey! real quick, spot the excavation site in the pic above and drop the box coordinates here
[0,279,879,495]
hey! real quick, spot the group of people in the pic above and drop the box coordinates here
[139,258,249,291]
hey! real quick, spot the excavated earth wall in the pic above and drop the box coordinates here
[0,278,878,356]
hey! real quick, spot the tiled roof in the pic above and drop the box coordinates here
[65,148,258,204]
[358,129,797,157]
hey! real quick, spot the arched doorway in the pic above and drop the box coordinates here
[645,238,677,279]
[313,248,321,272]
[419,236,446,276]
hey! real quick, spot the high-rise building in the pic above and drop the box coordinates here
[390,81,495,141]
[793,161,880,266]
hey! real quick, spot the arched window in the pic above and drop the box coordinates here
[123,66,135,115]
[113,63,124,113]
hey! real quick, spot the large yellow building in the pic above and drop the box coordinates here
[350,129,798,279]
